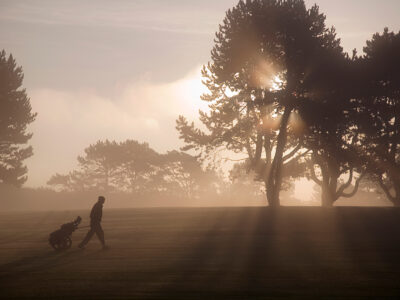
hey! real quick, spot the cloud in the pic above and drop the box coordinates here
[26,66,208,187]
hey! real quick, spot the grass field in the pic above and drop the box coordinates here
[1,207,400,299]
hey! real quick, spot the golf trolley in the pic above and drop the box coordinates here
[49,216,82,251]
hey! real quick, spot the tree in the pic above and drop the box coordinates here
[76,140,122,192]
[229,161,267,200]
[156,151,220,200]
[114,140,161,194]
[48,140,122,192]
[299,51,367,206]
[177,0,341,206]
[47,170,91,192]
[0,50,36,186]
[356,29,400,205]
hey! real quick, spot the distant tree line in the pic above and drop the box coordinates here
[47,140,222,201]
[177,0,400,207]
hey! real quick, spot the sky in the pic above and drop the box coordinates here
[1,0,400,188]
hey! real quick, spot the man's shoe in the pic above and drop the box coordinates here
[78,243,85,249]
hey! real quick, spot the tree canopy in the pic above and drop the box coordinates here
[356,29,400,205]
[0,50,36,187]
[177,0,344,206]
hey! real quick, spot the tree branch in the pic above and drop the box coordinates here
[282,141,303,162]
[221,157,248,162]
[309,162,323,186]
[378,174,395,202]
[335,168,354,198]
[341,172,366,198]
[253,132,263,165]
[285,149,310,164]
[390,116,399,160]
[245,138,254,162]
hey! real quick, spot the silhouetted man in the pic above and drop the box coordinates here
[78,196,107,249]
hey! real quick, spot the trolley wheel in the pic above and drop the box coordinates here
[50,236,72,251]
[63,236,72,249]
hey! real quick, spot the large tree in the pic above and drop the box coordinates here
[0,50,36,186]
[299,50,367,206]
[177,0,342,206]
[356,29,400,205]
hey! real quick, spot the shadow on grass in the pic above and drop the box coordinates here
[0,248,94,281]
[148,208,281,299]
[147,207,400,299]
[335,208,400,282]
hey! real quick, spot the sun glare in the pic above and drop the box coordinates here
[177,68,210,116]
[250,59,285,91]
[270,75,284,91]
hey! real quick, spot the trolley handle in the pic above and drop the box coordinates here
[77,225,91,229]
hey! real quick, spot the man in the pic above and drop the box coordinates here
[78,196,107,249]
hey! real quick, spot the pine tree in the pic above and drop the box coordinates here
[0,50,36,186]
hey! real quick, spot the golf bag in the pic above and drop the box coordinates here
[49,216,82,251]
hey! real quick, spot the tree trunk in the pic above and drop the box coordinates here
[378,173,400,206]
[321,181,335,207]
[267,105,292,207]
[391,179,400,206]
[320,163,338,207]
[266,160,278,207]
[264,180,273,206]
[104,166,109,194]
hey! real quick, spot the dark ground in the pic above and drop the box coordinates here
[1,207,400,299]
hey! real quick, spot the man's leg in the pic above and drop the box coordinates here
[95,224,106,248]
[78,228,95,248]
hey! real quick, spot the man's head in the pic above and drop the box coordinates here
[98,196,105,204]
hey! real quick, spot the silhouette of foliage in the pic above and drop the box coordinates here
[168,151,220,199]
[299,49,367,206]
[48,140,158,193]
[114,140,161,194]
[0,50,36,187]
[76,140,121,192]
[356,29,400,205]
[177,0,342,206]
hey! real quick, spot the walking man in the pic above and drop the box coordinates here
[79,196,107,249]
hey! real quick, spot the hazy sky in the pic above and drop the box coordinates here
[1,0,400,187]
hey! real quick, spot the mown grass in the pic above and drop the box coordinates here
[1,207,400,299]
